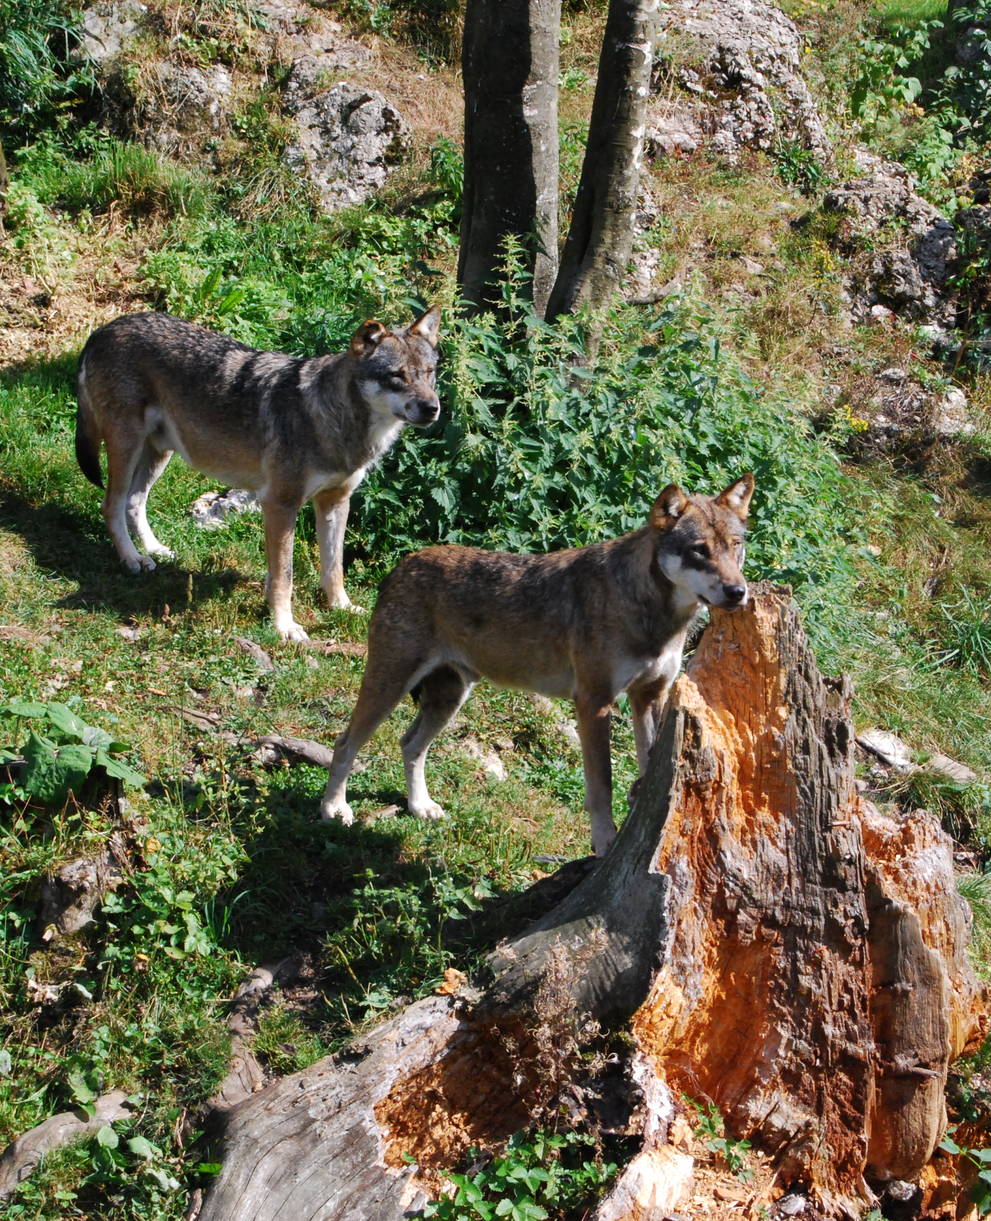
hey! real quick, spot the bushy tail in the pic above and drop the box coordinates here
[75,354,104,489]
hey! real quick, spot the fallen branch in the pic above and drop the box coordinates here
[252,735,336,770]
[209,958,298,1112]
[0,1092,135,1199]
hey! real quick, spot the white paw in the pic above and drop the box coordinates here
[327,592,364,614]
[147,545,174,560]
[410,800,446,822]
[320,800,354,825]
[125,554,156,573]
[277,621,310,643]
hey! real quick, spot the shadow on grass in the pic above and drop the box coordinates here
[0,491,244,618]
[196,764,590,1042]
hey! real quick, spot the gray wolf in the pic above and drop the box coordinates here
[320,474,754,855]
[75,308,441,640]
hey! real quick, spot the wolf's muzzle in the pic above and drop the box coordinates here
[408,398,441,426]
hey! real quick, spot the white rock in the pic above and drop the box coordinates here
[190,488,261,529]
[857,729,914,772]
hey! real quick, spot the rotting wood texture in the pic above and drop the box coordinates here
[197,585,986,1221]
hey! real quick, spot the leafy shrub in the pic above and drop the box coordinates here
[0,0,93,140]
[0,698,145,809]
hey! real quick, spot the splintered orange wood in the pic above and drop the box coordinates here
[623,587,986,1218]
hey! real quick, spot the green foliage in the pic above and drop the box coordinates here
[13,130,215,219]
[341,0,461,61]
[850,21,931,132]
[937,1,991,143]
[140,149,459,350]
[940,1129,991,1214]
[422,1130,619,1221]
[0,698,146,808]
[684,1097,754,1181]
[885,768,991,847]
[771,138,831,195]
[430,135,464,212]
[322,866,493,1027]
[934,586,991,676]
[958,871,991,940]
[0,0,93,140]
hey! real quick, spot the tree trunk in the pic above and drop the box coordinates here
[457,0,560,316]
[197,586,986,1221]
[544,0,659,322]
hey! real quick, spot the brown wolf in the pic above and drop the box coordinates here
[320,474,754,855]
[75,308,441,640]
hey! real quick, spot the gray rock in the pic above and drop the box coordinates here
[283,41,374,114]
[933,386,973,437]
[77,0,147,65]
[645,103,701,157]
[190,488,261,529]
[286,83,410,212]
[824,154,957,327]
[142,62,233,152]
[857,729,914,772]
[926,752,978,785]
[653,0,831,164]
[104,59,233,154]
[39,853,124,937]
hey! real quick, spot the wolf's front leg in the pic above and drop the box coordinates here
[575,693,616,857]
[629,680,672,777]
[261,497,308,641]
[313,489,356,611]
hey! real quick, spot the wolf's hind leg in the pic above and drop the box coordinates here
[127,443,174,559]
[102,429,155,572]
[321,662,420,824]
[401,665,472,821]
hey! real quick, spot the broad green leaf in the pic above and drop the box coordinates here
[96,1125,119,1149]
[0,700,48,718]
[126,1135,157,1159]
[44,702,87,740]
[68,1068,98,1106]
[82,724,114,750]
[23,733,93,805]
[95,747,146,789]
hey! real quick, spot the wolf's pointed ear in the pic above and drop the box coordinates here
[408,305,441,347]
[350,319,388,357]
[650,484,690,530]
[715,473,755,519]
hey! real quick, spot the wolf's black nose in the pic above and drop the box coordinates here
[723,583,747,605]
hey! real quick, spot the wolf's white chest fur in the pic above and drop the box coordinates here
[611,631,689,698]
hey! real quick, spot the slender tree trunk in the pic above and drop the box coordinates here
[197,587,985,1221]
[457,0,560,316]
[545,0,658,322]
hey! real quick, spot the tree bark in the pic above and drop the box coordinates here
[457,0,560,316]
[198,586,986,1221]
[544,0,659,322]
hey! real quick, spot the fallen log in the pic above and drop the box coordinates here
[198,585,987,1221]
[0,1092,135,1199]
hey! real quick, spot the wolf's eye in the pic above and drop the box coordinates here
[690,543,711,560]
[379,370,406,387]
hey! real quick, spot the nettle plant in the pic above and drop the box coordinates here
[422,1130,619,1221]
[0,699,146,809]
[352,266,860,646]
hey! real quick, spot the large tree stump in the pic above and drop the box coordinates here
[198,586,986,1221]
